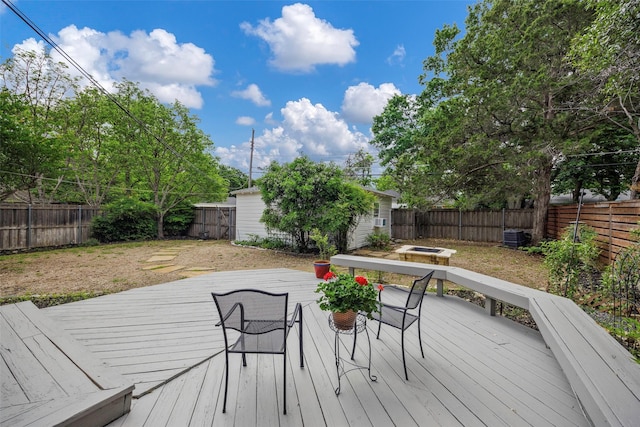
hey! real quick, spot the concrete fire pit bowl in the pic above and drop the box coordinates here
[395,245,457,266]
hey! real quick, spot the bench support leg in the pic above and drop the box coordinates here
[436,279,444,297]
[485,298,497,316]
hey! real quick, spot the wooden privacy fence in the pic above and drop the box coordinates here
[546,200,640,263]
[187,206,236,240]
[391,208,534,242]
[0,204,101,251]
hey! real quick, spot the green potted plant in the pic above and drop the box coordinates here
[310,228,337,278]
[315,272,383,330]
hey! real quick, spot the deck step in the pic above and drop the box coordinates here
[0,301,134,427]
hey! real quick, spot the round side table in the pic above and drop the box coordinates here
[328,312,377,395]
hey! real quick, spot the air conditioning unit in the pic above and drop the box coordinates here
[374,217,387,227]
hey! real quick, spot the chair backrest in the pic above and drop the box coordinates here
[212,289,288,335]
[405,271,434,309]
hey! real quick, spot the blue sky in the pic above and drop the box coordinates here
[1,0,472,177]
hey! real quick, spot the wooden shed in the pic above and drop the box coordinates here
[231,186,392,250]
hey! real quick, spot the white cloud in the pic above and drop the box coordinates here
[216,97,372,172]
[236,116,256,126]
[14,25,217,109]
[240,3,358,72]
[387,44,406,66]
[280,98,367,156]
[341,82,401,124]
[264,112,277,125]
[231,83,271,107]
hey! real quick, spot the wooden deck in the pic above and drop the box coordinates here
[1,302,133,426]
[27,268,594,426]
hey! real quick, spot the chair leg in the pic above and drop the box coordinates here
[401,329,408,381]
[242,353,247,367]
[283,352,287,415]
[418,317,425,358]
[299,309,304,368]
[376,319,382,339]
[222,351,229,413]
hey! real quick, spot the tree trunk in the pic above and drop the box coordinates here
[631,156,640,199]
[157,213,164,239]
[531,158,553,244]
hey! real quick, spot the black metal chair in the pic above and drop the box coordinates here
[371,271,434,380]
[211,289,303,414]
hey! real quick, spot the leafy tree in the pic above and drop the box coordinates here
[570,0,640,198]
[83,81,227,238]
[373,0,596,242]
[218,164,249,194]
[132,96,226,238]
[553,126,637,202]
[371,94,440,208]
[344,148,374,187]
[259,156,375,253]
[0,48,76,202]
[56,87,125,206]
[0,90,53,201]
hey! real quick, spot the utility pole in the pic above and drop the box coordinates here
[248,128,255,188]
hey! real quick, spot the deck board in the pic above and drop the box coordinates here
[22,268,594,426]
[0,301,133,427]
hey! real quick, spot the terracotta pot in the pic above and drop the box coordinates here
[332,310,357,330]
[313,261,331,278]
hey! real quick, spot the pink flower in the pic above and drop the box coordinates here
[355,276,368,286]
[323,271,337,281]
[377,284,384,292]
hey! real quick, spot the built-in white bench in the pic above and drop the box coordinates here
[331,254,535,314]
[331,254,640,427]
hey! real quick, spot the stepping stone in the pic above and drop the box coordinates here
[367,252,388,258]
[179,270,214,278]
[146,255,176,262]
[152,265,185,273]
[142,264,174,271]
[185,267,215,272]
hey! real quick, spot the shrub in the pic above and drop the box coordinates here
[91,198,157,242]
[540,224,600,298]
[366,231,391,250]
[163,202,195,236]
[234,235,292,251]
[310,228,337,260]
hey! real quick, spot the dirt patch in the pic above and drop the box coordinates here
[0,240,314,297]
[0,238,548,298]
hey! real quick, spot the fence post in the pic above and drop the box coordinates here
[201,207,206,236]
[458,209,462,240]
[27,204,32,249]
[216,206,222,239]
[608,204,613,263]
[78,205,82,244]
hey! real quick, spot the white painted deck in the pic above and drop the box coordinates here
[31,268,593,426]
